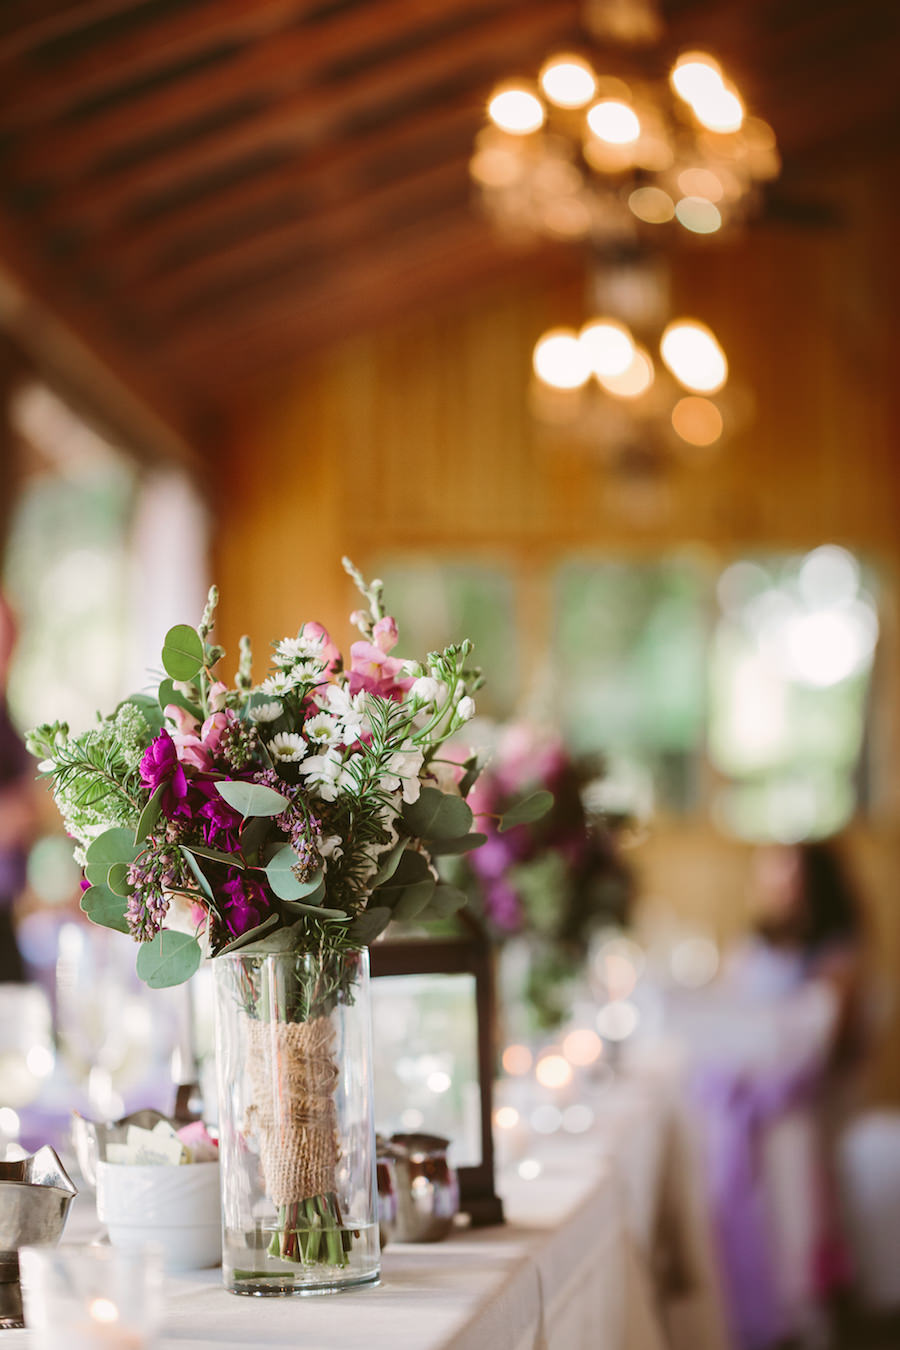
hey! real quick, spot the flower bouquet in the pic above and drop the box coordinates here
[29,561,549,1293]
[460,724,632,1030]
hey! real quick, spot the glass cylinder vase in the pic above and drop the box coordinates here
[213,947,380,1296]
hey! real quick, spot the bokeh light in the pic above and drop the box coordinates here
[660,320,728,393]
[597,346,654,398]
[596,1001,640,1041]
[533,328,592,389]
[539,54,596,108]
[535,1052,574,1089]
[670,52,723,105]
[562,1027,604,1066]
[488,87,545,135]
[502,1044,533,1076]
[578,319,635,377]
[675,196,722,233]
[494,1105,520,1130]
[628,185,675,223]
[671,395,724,446]
[587,99,641,144]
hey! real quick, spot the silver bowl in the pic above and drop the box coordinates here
[0,1147,77,1330]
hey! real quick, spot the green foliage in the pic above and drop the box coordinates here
[134,783,165,844]
[136,931,203,987]
[214,780,290,818]
[80,884,130,934]
[402,786,473,840]
[161,624,204,681]
[85,827,140,885]
[264,847,323,901]
[498,789,554,832]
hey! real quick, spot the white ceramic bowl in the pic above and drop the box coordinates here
[96,1161,221,1272]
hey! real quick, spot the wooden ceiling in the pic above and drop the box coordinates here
[0,0,899,451]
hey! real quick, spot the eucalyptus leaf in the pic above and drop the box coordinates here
[280,898,347,921]
[161,625,204,682]
[427,883,468,917]
[158,679,202,721]
[134,783,165,845]
[136,931,202,988]
[401,787,473,841]
[239,815,271,863]
[216,913,282,955]
[106,861,134,897]
[370,839,406,887]
[264,846,324,901]
[458,754,481,798]
[427,832,487,856]
[85,828,140,886]
[215,780,289,818]
[80,884,130,934]
[180,847,215,902]
[390,879,436,921]
[498,789,554,833]
[183,844,245,870]
[346,906,392,945]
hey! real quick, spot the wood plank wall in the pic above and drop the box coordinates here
[216,165,900,1099]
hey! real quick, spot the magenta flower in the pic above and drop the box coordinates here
[220,871,269,937]
[140,730,188,814]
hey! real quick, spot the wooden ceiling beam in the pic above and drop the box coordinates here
[26,0,580,227]
[7,0,525,176]
[89,98,480,282]
[0,212,202,464]
[166,211,525,379]
[0,0,320,122]
[0,0,139,61]
[137,152,474,321]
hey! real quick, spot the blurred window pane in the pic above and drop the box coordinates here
[375,559,518,718]
[553,557,708,812]
[709,549,878,841]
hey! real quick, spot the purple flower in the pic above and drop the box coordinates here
[483,880,523,934]
[193,782,243,850]
[140,730,188,815]
[220,870,269,937]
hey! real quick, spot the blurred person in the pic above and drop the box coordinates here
[0,591,38,982]
[695,839,864,1350]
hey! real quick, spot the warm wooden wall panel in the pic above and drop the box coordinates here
[215,173,900,1100]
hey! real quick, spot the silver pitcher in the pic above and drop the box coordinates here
[383,1133,459,1244]
[0,1147,77,1330]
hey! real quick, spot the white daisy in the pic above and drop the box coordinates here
[268,732,307,762]
[274,633,327,668]
[304,711,344,749]
[260,672,293,697]
[248,700,283,724]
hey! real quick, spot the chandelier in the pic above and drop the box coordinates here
[470,33,780,246]
[528,248,745,471]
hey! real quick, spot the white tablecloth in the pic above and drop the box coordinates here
[10,1073,729,1350]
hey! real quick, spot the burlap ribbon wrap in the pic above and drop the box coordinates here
[244,1015,340,1206]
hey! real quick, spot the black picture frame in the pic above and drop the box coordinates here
[370,932,504,1227]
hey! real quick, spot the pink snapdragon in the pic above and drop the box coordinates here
[347,614,414,700]
[166,686,237,771]
[300,621,342,676]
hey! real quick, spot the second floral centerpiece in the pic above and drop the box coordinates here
[30,560,549,1295]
